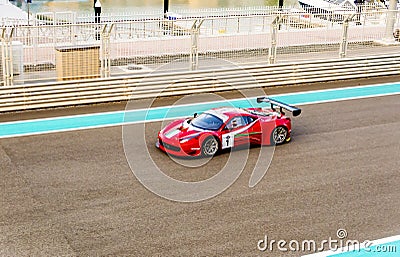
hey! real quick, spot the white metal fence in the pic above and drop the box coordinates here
[1,5,399,86]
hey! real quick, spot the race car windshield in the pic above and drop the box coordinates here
[191,113,223,131]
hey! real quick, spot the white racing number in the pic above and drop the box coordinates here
[222,133,234,149]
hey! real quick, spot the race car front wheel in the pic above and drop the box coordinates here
[271,126,288,145]
[202,136,219,157]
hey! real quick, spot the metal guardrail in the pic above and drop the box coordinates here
[0,54,399,112]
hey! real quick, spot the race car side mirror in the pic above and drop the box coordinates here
[193,113,198,118]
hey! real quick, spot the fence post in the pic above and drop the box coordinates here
[1,28,14,86]
[100,24,113,78]
[383,0,398,42]
[94,0,102,41]
[339,14,355,58]
[268,15,282,64]
[190,19,204,71]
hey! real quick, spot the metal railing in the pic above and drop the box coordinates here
[0,4,399,111]
[0,9,399,85]
[1,6,399,85]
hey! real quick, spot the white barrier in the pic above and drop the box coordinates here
[0,54,399,112]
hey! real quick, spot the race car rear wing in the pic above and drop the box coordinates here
[256,97,302,117]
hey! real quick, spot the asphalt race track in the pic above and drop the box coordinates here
[1,78,400,256]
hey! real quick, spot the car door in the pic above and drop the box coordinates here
[221,116,255,149]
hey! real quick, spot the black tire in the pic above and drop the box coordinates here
[201,136,219,157]
[270,126,288,145]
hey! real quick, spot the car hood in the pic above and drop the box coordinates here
[161,118,205,141]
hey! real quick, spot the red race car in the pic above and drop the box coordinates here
[156,97,301,157]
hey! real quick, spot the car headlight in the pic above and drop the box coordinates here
[179,135,199,143]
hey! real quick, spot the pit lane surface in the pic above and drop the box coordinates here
[1,80,400,256]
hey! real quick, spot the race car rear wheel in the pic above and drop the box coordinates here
[202,136,219,157]
[271,126,288,145]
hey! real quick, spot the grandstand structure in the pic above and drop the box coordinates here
[0,0,28,23]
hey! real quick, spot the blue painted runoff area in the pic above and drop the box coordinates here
[0,82,399,138]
